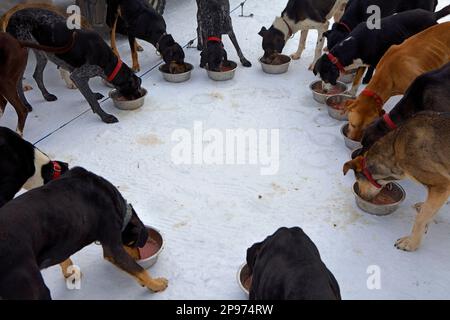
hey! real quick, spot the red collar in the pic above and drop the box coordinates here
[338,21,352,33]
[361,157,382,189]
[361,89,384,109]
[383,113,397,130]
[107,59,123,83]
[282,18,293,39]
[207,36,222,43]
[327,53,346,73]
[51,161,62,180]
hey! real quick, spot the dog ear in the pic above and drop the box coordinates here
[258,26,268,37]
[312,57,322,76]
[343,156,363,175]
[344,99,356,112]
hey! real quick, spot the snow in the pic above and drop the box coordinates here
[2,0,450,300]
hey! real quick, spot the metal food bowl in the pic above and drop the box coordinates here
[309,80,347,104]
[259,54,291,74]
[353,182,406,216]
[326,94,353,121]
[338,68,358,84]
[207,60,237,81]
[159,63,193,83]
[341,123,362,150]
[109,88,147,111]
[237,263,251,295]
[136,225,165,269]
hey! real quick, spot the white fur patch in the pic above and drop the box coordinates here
[22,149,51,191]
[60,69,77,89]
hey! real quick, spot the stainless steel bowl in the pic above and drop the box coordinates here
[341,123,362,150]
[109,88,147,111]
[259,55,291,74]
[309,81,348,104]
[338,69,358,84]
[136,225,165,269]
[326,94,352,121]
[159,63,193,83]
[237,263,251,295]
[353,182,406,216]
[207,60,237,81]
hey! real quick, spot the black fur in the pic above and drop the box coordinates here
[246,227,341,300]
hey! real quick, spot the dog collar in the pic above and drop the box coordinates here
[207,36,222,43]
[338,21,352,33]
[107,58,123,82]
[383,113,397,130]
[122,203,133,232]
[281,17,293,39]
[361,157,382,189]
[51,161,62,180]
[361,89,384,109]
[327,53,346,73]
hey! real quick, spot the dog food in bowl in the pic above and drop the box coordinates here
[237,263,252,295]
[124,225,164,269]
[326,94,353,121]
[159,62,193,83]
[260,54,291,74]
[309,81,347,104]
[353,182,406,216]
[340,123,362,150]
[109,88,147,110]
[207,60,237,81]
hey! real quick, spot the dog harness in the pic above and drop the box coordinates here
[51,161,62,180]
[107,59,123,83]
[122,203,133,232]
[361,89,384,109]
[327,53,346,73]
[360,157,382,189]
[338,22,352,33]
[383,113,397,130]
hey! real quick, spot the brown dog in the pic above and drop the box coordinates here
[0,32,75,135]
[345,22,450,141]
[343,112,450,252]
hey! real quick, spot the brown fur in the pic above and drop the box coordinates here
[345,22,450,141]
[344,112,450,251]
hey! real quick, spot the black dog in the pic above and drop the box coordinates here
[0,167,168,300]
[197,0,251,71]
[354,62,450,157]
[0,126,68,208]
[246,227,341,300]
[106,0,185,72]
[5,6,142,124]
[314,6,450,95]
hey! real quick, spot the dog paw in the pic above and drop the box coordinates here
[148,278,168,292]
[395,236,419,252]
[132,65,141,73]
[413,202,424,213]
[197,44,203,51]
[290,53,301,60]
[45,94,58,102]
[308,63,315,71]
[101,114,119,124]
[66,82,77,90]
[241,59,252,68]
[25,104,33,112]
[136,44,144,52]
[23,84,33,92]
[95,93,104,100]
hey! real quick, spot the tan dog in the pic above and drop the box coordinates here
[345,22,450,141]
[343,112,450,252]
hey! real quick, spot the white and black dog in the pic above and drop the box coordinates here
[259,0,347,69]
[0,126,69,207]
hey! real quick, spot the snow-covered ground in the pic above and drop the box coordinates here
[2,0,450,300]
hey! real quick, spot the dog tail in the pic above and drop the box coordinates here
[434,4,450,20]
[19,32,77,54]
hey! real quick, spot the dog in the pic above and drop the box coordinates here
[0,167,168,299]
[0,126,69,208]
[344,112,450,252]
[196,0,251,71]
[356,62,450,156]
[0,31,81,135]
[314,6,450,96]
[259,0,348,70]
[2,4,143,124]
[246,227,341,300]
[345,22,450,141]
[106,0,185,73]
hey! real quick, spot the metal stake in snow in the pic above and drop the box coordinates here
[239,0,253,18]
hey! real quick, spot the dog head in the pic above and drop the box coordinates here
[201,41,227,72]
[313,54,340,85]
[159,34,185,65]
[114,64,143,100]
[346,97,384,141]
[343,156,383,200]
[121,204,148,248]
[259,26,285,58]
[324,24,349,50]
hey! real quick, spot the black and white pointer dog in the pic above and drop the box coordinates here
[0,126,69,208]
[196,0,252,71]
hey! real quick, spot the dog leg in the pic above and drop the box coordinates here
[110,15,121,58]
[60,258,75,279]
[395,187,450,252]
[197,24,203,51]
[309,23,329,70]
[362,66,375,84]
[128,36,140,72]
[60,69,77,89]
[3,85,29,136]
[348,67,366,96]
[103,245,168,292]
[135,40,144,52]
[228,30,251,67]
[17,76,33,112]
[0,95,6,119]
[291,30,309,60]
[70,68,117,124]
[32,50,57,102]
